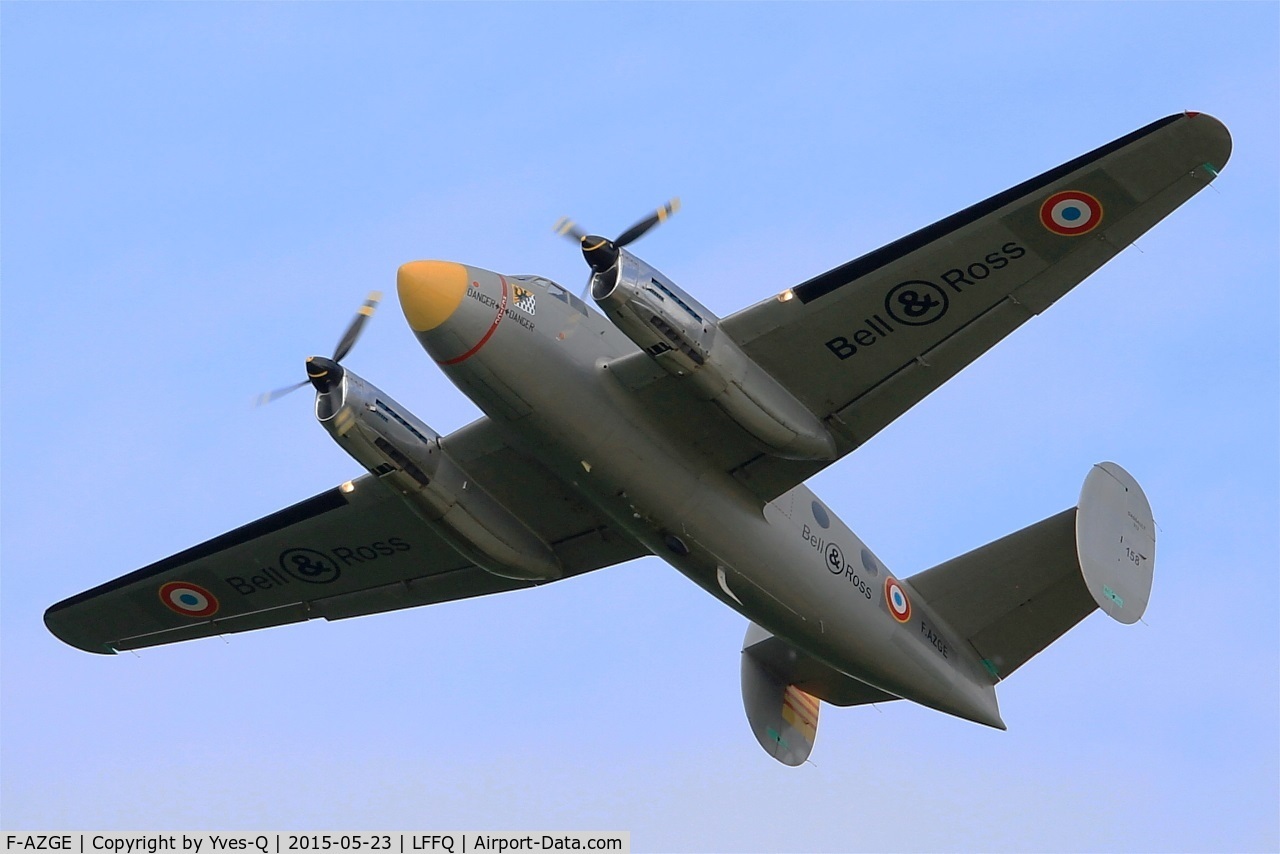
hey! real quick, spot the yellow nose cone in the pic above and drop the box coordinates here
[397,260,469,332]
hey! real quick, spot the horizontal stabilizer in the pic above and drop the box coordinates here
[907,462,1155,681]
[741,622,898,766]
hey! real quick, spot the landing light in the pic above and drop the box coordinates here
[778,289,795,302]
[340,480,356,494]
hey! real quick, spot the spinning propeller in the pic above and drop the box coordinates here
[554,198,680,276]
[255,291,382,406]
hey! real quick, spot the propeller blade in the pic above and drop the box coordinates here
[554,198,681,303]
[554,217,587,243]
[332,291,382,363]
[254,379,308,408]
[614,197,680,247]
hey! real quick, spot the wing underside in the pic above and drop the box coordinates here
[46,420,646,654]
[616,113,1231,502]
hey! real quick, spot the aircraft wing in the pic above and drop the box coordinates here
[622,113,1230,501]
[45,418,646,654]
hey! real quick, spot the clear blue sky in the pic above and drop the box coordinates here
[3,3,1277,851]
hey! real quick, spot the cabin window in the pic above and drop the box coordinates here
[511,275,587,314]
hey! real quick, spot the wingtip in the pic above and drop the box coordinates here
[1180,110,1232,172]
[44,603,118,654]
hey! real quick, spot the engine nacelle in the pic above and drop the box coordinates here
[592,250,836,460]
[314,370,562,582]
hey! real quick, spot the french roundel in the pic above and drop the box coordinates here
[158,581,219,618]
[1040,190,1104,236]
[884,578,912,623]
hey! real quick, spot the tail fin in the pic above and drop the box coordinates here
[907,462,1155,681]
[1076,462,1155,623]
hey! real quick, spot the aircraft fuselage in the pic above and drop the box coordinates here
[394,260,1004,729]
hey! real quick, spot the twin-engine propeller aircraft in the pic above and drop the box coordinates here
[47,113,1230,764]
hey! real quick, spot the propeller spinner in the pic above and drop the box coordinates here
[256,291,382,406]
[555,198,680,274]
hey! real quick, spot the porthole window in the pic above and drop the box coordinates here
[860,548,879,577]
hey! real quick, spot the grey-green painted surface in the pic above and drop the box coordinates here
[46,114,1225,764]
